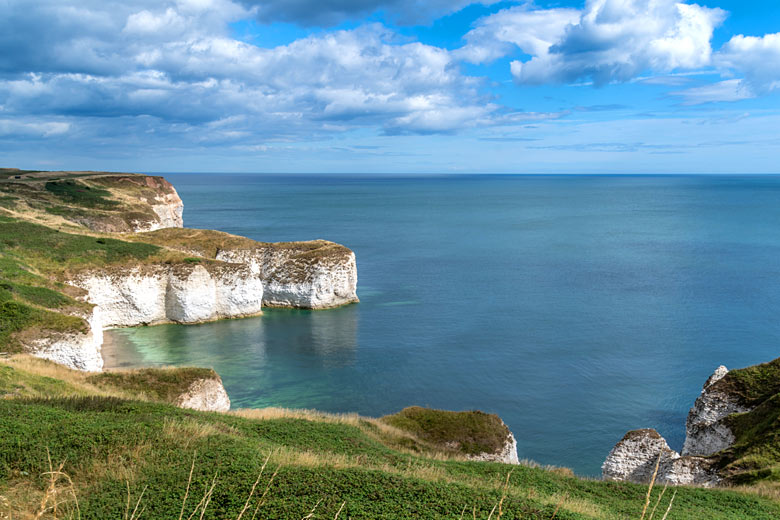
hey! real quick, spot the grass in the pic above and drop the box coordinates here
[127,227,348,260]
[1,398,779,518]
[86,367,221,403]
[382,407,511,457]
[0,169,176,233]
[717,358,780,406]
[1,360,779,519]
[44,180,119,209]
[0,357,218,405]
[0,218,168,276]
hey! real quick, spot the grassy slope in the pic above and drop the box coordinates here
[0,216,187,354]
[0,170,177,232]
[706,359,780,486]
[1,359,779,519]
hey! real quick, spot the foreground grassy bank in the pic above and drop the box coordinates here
[1,357,779,519]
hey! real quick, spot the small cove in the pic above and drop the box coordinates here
[104,173,780,476]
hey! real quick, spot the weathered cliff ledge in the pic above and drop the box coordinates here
[126,228,359,309]
[603,357,780,487]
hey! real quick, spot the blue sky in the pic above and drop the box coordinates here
[1,0,779,173]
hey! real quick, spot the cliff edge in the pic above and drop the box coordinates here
[603,357,780,487]
[0,168,358,372]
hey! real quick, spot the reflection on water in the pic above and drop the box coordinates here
[104,306,359,408]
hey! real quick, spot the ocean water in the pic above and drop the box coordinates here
[104,174,780,476]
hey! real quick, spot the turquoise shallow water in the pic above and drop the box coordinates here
[104,174,780,476]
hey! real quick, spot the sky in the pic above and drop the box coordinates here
[1,0,780,174]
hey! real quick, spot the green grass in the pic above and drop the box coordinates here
[1,361,779,518]
[44,180,119,209]
[0,395,778,519]
[0,301,86,353]
[0,249,91,354]
[0,218,163,274]
[718,358,780,406]
[382,407,511,457]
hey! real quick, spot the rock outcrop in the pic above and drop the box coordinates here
[602,429,720,486]
[28,307,104,372]
[175,377,231,412]
[382,407,519,465]
[602,365,756,487]
[69,262,264,328]
[466,428,520,465]
[215,241,358,309]
[682,365,750,456]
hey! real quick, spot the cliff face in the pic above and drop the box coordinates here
[682,365,750,456]
[602,429,720,487]
[466,429,520,465]
[602,361,780,487]
[175,377,231,412]
[123,228,359,310]
[27,306,104,372]
[3,170,358,381]
[215,242,358,309]
[69,262,264,328]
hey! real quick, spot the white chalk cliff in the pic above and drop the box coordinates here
[69,263,264,328]
[116,175,185,232]
[215,242,358,309]
[23,174,357,384]
[602,365,753,487]
[602,429,719,486]
[466,429,520,465]
[682,365,749,457]
[175,377,231,412]
[28,306,104,372]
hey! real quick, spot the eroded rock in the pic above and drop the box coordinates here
[176,377,231,412]
[682,365,750,456]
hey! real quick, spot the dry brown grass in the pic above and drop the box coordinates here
[1,356,219,407]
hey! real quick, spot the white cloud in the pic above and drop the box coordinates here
[459,0,725,85]
[0,1,515,141]
[670,79,755,104]
[0,119,70,138]
[716,33,780,93]
[242,0,498,27]
[456,6,580,64]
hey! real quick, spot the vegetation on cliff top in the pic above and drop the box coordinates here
[0,169,175,232]
[382,406,511,457]
[127,227,351,261]
[700,359,780,487]
[0,217,184,355]
[1,357,779,519]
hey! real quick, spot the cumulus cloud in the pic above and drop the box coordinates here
[242,0,497,27]
[456,6,580,64]
[716,33,780,93]
[0,0,515,145]
[459,0,726,85]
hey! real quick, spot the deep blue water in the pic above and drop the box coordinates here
[104,174,780,476]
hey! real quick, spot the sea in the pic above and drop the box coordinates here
[103,173,780,476]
